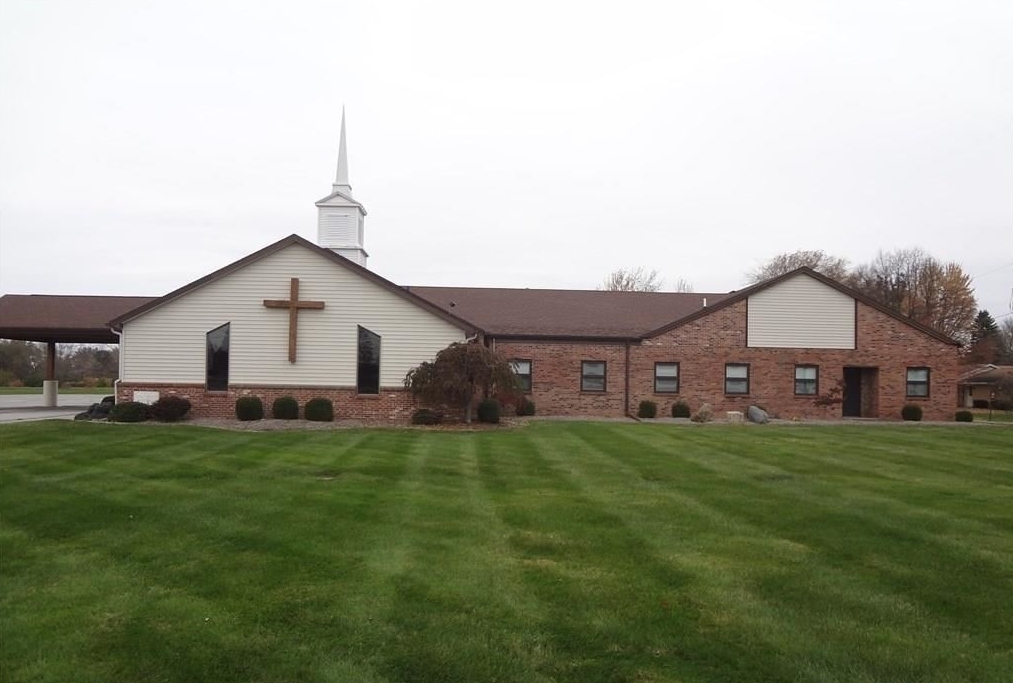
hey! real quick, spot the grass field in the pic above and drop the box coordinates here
[0,387,112,395]
[1,422,1011,683]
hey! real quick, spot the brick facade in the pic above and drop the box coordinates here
[118,298,959,423]
[493,300,958,421]
[116,383,420,420]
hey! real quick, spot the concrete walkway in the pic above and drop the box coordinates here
[0,394,99,424]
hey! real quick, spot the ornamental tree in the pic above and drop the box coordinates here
[404,342,520,423]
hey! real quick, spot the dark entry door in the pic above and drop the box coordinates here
[843,367,862,417]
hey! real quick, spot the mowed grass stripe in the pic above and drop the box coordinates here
[1,421,1011,683]
[536,423,1012,682]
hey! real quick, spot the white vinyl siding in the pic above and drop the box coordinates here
[120,243,467,386]
[747,274,855,349]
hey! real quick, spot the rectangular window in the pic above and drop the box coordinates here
[511,359,532,393]
[906,367,929,397]
[795,365,818,395]
[655,362,680,393]
[725,363,749,394]
[357,326,381,395]
[581,361,606,392]
[206,322,230,391]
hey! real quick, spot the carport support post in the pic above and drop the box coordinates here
[42,341,58,407]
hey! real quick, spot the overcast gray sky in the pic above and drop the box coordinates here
[1,0,1011,320]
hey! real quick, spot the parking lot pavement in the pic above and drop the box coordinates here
[0,394,97,424]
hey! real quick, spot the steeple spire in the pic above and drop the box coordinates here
[317,106,368,267]
[333,106,351,194]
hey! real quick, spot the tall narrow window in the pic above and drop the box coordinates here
[511,359,532,393]
[725,363,749,394]
[206,323,230,391]
[906,367,929,397]
[795,365,818,395]
[582,361,606,392]
[655,363,680,393]
[357,326,381,395]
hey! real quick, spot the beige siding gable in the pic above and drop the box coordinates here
[747,273,855,349]
[121,243,467,386]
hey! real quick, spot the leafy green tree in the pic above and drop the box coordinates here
[404,342,519,423]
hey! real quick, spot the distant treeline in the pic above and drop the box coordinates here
[0,340,118,387]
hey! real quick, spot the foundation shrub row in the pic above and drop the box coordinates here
[235,395,334,422]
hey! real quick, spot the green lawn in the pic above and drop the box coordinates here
[1,422,1011,683]
[971,408,1013,423]
[0,387,112,395]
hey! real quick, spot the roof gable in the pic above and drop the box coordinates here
[643,267,961,346]
[108,235,476,333]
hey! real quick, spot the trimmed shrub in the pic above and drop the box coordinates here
[637,400,657,418]
[691,403,714,423]
[235,396,264,421]
[671,401,691,418]
[149,395,192,422]
[515,397,536,416]
[972,399,989,409]
[108,401,149,423]
[272,395,299,420]
[411,408,443,425]
[955,410,973,422]
[305,397,334,422]
[477,398,500,424]
[901,404,923,421]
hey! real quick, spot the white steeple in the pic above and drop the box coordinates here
[316,108,368,267]
[333,106,351,194]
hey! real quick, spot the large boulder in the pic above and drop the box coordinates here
[746,405,769,424]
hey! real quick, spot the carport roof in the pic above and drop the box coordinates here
[0,294,156,344]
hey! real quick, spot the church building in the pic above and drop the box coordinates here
[16,113,963,421]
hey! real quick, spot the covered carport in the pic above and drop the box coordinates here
[0,294,154,406]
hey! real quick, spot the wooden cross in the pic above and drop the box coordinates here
[263,278,325,362]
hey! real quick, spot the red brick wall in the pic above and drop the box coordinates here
[631,300,958,420]
[116,383,420,420]
[491,340,629,417]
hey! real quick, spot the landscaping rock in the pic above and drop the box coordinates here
[747,405,769,424]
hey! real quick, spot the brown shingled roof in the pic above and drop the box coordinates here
[407,287,732,338]
[0,294,157,343]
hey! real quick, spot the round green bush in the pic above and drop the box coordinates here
[515,397,536,416]
[235,396,264,421]
[305,397,334,422]
[671,401,691,418]
[955,410,973,423]
[108,401,150,423]
[637,400,658,418]
[901,404,923,421]
[272,395,299,420]
[411,408,443,425]
[149,395,192,422]
[477,398,500,424]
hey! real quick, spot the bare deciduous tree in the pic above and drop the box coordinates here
[849,248,977,342]
[599,267,663,292]
[671,278,695,293]
[746,250,850,283]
